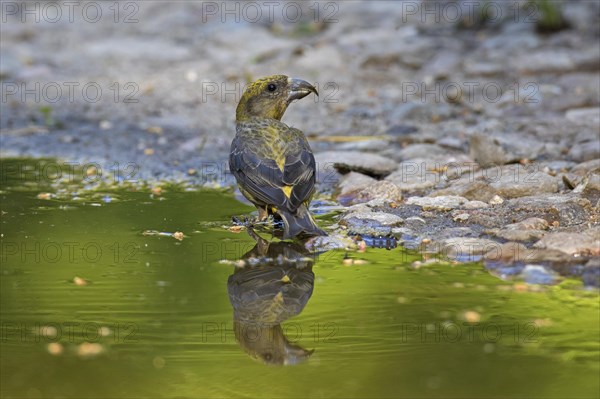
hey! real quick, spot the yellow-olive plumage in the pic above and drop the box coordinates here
[229,75,326,239]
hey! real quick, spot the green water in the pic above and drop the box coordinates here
[1,159,599,398]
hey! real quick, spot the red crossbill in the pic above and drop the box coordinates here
[229,75,326,239]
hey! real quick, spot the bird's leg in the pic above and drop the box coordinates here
[257,206,269,222]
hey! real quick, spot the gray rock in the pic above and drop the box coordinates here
[533,232,600,256]
[337,172,376,196]
[469,134,509,166]
[340,211,403,236]
[397,143,449,161]
[491,229,547,242]
[315,151,398,178]
[571,159,600,176]
[581,173,600,203]
[0,49,21,78]
[432,180,498,203]
[565,108,600,127]
[419,50,462,80]
[483,242,530,264]
[352,181,402,205]
[504,217,549,231]
[506,194,592,228]
[436,136,467,151]
[385,163,441,192]
[406,195,469,211]
[568,140,600,162]
[514,50,575,74]
[489,165,559,198]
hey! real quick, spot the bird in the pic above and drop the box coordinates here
[229,75,326,240]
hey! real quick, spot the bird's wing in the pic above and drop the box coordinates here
[229,124,315,212]
[282,128,316,210]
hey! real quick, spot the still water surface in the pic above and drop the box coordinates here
[1,159,598,398]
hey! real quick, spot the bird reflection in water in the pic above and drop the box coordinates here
[227,227,320,365]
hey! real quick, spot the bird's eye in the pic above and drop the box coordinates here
[267,83,277,92]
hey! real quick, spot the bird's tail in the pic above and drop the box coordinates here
[278,205,327,240]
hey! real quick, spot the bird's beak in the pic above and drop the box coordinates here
[287,78,318,103]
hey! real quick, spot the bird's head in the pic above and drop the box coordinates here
[236,75,318,122]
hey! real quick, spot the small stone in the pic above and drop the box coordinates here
[489,195,504,205]
[98,327,112,337]
[185,70,198,82]
[146,126,163,135]
[453,213,470,222]
[99,120,112,130]
[469,134,509,166]
[73,276,88,286]
[77,342,104,358]
[47,342,64,356]
[172,231,184,241]
[228,225,244,233]
[462,310,481,323]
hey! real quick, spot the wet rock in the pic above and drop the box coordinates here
[583,258,600,287]
[483,242,529,264]
[521,265,560,285]
[533,232,600,256]
[315,151,398,179]
[340,211,403,236]
[304,235,355,252]
[435,237,499,261]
